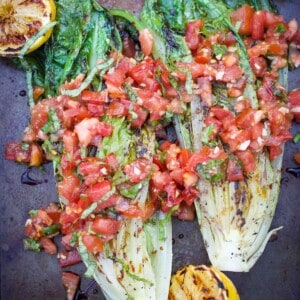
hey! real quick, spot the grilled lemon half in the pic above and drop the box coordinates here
[169,265,240,300]
[0,0,56,56]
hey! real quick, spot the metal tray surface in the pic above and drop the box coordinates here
[0,1,300,299]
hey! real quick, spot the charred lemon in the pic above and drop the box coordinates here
[0,0,56,56]
[169,265,240,300]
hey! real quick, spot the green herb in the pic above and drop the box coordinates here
[212,44,227,58]
[23,238,40,252]
[41,108,61,134]
[275,23,286,33]
[42,224,61,236]
[293,132,300,143]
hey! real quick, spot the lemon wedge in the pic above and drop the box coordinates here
[0,0,56,56]
[169,264,240,300]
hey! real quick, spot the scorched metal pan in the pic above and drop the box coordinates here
[0,0,299,299]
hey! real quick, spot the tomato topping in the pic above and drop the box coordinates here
[81,90,108,104]
[139,28,154,56]
[58,249,82,267]
[91,217,120,235]
[124,158,154,183]
[250,56,268,77]
[62,272,80,300]
[226,159,244,182]
[252,11,265,40]
[288,88,300,123]
[82,233,104,253]
[5,142,31,163]
[86,180,112,203]
[230,4,254,36]
[57,175,81,203]
[235,150,256,173]
[185,20,204,50]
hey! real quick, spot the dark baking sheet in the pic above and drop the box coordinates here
[1,1,300,299]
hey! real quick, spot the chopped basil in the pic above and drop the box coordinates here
[42,224,61,236]
[41,108,61,134]
[275,23,286,33]
[23,238,40,252]
[293,132,300,143]
[212,44,227,58]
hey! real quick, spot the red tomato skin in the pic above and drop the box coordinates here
[288,88,300,123]
[250,56,268,78]
[91,217,120,235]
[252,11,265,40]
[139,28,154,56]
[123,158,153,183]
[57,175,81,203]
[226,160,244,182]
[82,233,104,253]
[294,152,300,164]
[235,150,256,173]
[86,180,112,203]
[230,4,254,36]
[5,142,31,163]
[185,20,204,50]
[81,90,108,104]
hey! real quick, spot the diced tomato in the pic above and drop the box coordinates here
[43,203,62,224]
[29,143,44,167]
[58,249,82,267]
[62,271,80,300]
[250,56,268,78]
[194,47,212,64]
[105,153,119,172]
[221,65,244,83]
[176,202,195,221]
[288,88,300,123]
[5,142,31,163]
[104,60,130,87]
[152,170,172,190]
[226,159,244,181]
[183,171,198,187]
[128,103,148,128]
[63,130,79,155]
[94,193,120,212]
[115,197,156,220]
[139,28,154,56]
[252,11,265,40]
[82,233,104,253]
[178,149,192,168]
[87,104,105,117]
[186,146,226,171]
[74,118,113,147]
[269,145,283,160]
[211,106,235,122]
[86,180,111,203]
[124,158,154,183]
[185,20,204,50]
[78,157,110,176]
[165,144,181,170]
[235,150,256,173]
[197,77,212,106]
[222,53,239,67]
[160,181,180,212]
[91,217,120,235]
[205,116,222,138]
[169,169,184,186]
[230,4,254,36]
[40,237,57,255]
[61,233,73,251]
[107,100,128,117]
[81,90,108,104]
[57,175,81,203]
[220,127,251,152]
[294,152,300,164]
[180,187,199,206]
[235,108,264,129]
[264,11,285,27]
